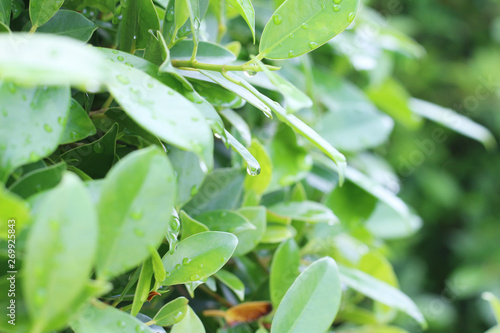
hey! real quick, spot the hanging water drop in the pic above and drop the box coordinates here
[273,14,283,25]
[288,50,295,58]
[246,165,261,176]
[309,41,319,49]
[333,5,341,12]
[347,12,355,22]
[244,70,257,78]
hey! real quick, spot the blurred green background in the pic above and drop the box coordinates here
[367,0,500,331]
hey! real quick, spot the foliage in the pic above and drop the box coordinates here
[0,0,496,332]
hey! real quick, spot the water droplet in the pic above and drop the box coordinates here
[302,23,309,29]
[191,116,199,121]
[174,311,184,323]
[246,165,261,176]
[220,257,226,264]
[190,274,200,281]
[117,56,124,61]
[333,5,341,12]
[125,62,134,67]
[190,185,198,196]
[93,142,104,153]
[134,228,145,237]
[273,14,283,25]
[347,12,355,22]
[198,264,204,269]
[112,50,119,54]
[167,90,174,95]
[289,33,295,39]
[166,8,174,21]
[130,209,143,220]
[117,321,126,328]
[44,124,53,133]
[165,271,171,278]
[244,70,257,78]
[70,131,78,140]
[199,160,208,173]
[333,0,342,3]
[135,325,145,333]
[288,50,295,58]
[174,263,181,270]
[309,41,319,49]
[58,117,67,126]
[170,218,180,232]
[182,258,191,265]
[116,74,130,85]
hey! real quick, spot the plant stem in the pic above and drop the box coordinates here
[199,285,233,307]
[171,59,280,72]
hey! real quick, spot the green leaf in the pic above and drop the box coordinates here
[119,0,160,52]
[233,206,267,255]
[171,40,236,64]
[169,149,206,208]
[261,223,296,243]
[71,302,155,333]
[35,10,97,42]
[270,239,300,307]
[59,99,96,144]
[9,162,66,199]
[131,260,154,316]
[0,34,109,90]
[182,168,245,216]
[215,269,245,301]
[191,80,245,109]
[268,124,312,191]
[24,173,98,332]
[63,0,116,13]
[0,83,70,182]
[175,0,200,47]
[30,0,64,28]
[61,123,118,179]
[271,257,342,333]
[365,201,422,239]
[106,62,214,171]
[410,98,497,150]
[268,201,338,224]
[170,306,205,333]
[226,0,255,42]
[151,247,167,283]
[483,292,500,324]
[153,297,189,326]
[95,146,176,280]
[259,0,360,59]
[365,79,422,129]
[324,180,377,226]
[0,0,11,26]
[180,210,209,240]
[0,185,30,238]
[244,139,273,196]
[196,210,255,234]
[161,231,238,285]
[338,265,427,328]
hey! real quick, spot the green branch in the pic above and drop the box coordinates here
[171,59,280,72]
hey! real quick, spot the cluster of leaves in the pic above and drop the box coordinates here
[0,0,495,332]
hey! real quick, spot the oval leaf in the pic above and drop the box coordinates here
[153,297,189,326]
[270,239,300,307]
[96,146,177,280]
[271,257,342,333]
[259,0,360,59]
[161,231,238,285]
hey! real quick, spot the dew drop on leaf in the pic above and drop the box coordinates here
[130,209,144,220]
[246,165,261,176]
[44,124,53,133]
[273,14,283,25]
[182,258,192,265]
[309,41,320,49]
[288,50,295,58]
[333,0,342,3]
[174,311,184,323]
[117,56,124,61]
[117,321,126,328]
[116,74,130,85]
[134,228,145,237]
[347,12,355,22]
[302,23,309,29]
[93,142,104,153]
[190,274,200,281]
[135,325,145,333]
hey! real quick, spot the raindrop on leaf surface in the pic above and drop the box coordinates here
[273,14,283,25]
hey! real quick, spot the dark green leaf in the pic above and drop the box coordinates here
[60,99,96,144]
[30,0,64,27]
[180,210,209,240]
[61,123,118,179]
[227,0,255,42]
[36,10,97,42]
[119,0,160,52]
[0,185,30,238]
[268,200,338,224]
[9,162,66,199]
[0,0,11,26]
[215,269,245,301]
[171,40,236,64]
[169,148,206,208]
